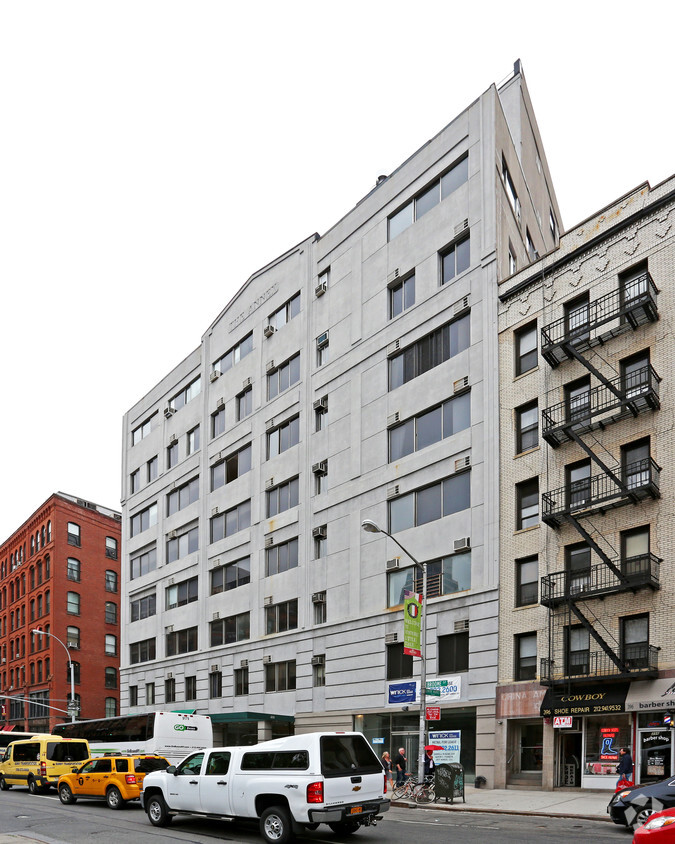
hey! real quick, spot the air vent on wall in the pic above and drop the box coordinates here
[166,672,173,680]
[264,596,273,606]
[266,360,275,373]
[210,370,220,383]
[387,268,401,284]
[240,659,249,668]
[454,295,470,315]
[385,632,398,644]
[169,434,178,445]
[212,612,220,620]
[387,412,400,428]
[454,218,469,237]
[168,530,177,540]
[264,536,274,548]
[211,664,219,672]
[242,376,252,389]
[453,537,471,552]
[263,655,272,664]
[387,339,401,357]
[265,477,275,490]
[453,376,469,394]
[164,404,176,418]
[454,619,470,633]
[165,625,174,633]
[387,484,400,499]
[211,507,219,516]
[386,558,400,570]
[216,397,225,409]
[455,456,471,472]
[265,419,275,432]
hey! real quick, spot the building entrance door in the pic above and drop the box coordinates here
[557,731,582,787]
[638,729,672,784]
[390,733,419,782]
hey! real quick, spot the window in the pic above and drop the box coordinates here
[620,262,649,310]
[211,556,250,594]
[66,626,80,649]
[266,477,299,518]
[314,600,326,625]
[166,576,198,609]
[388,472,470,533]
[565,377,591,423]
[508,243,517,275]
[567,460,591,508]
[516,478,539,530]
[265,660,296,692]
[268,292,300,331]
[622,352,650,399]
[266,538,298,576]
[185,675,197,701]
[516,557,538,606]
[502,156,520,219]
[622,438,651,490]
[526,228,538,261]
[212,406,226,438]
[549,208,558,241]
[210,612,250,646]
[166,627,198,656]
[130,468,140,494]
[314,528,327,560]
[211,445,252,492]
[130,548,156,580]
[515,632,537,680]
[130,592,156,621]
[130,502,158,537]
[266,599,298,634]
[267,417,299,459]
[621,614,650,668]
[389,392,470,461]
[105,667,117,689]
[146,682,155,705]
[386,643,412,680]
[71,662,81,684]
[67,592,80,615]
[105,602,117,624]
[565,293,590,341]
[438,632,469,673]
[210,500,251,543]
[213,332,253,375]
[167,526,199,563]
[621,525,650,575]
[187,426,200,455]
[105,697,117,718]
[388,155,468,239]
[167,477,199,515]
[316,331,330,366]
[129,685,138,707]
[67,558,80,582]
[105,635,117,656]
[165,677,175,703]
[314,463,327,495]
[564,625,590,675]
[147,455,158,482]
[441,235,470,284]
[389,316,470,390]
[317,267,330,292]
[67,522,81,547]
[313,658,326,687]
[132,414,156,446]
[237,386,253,420]
[105,537,118,560]
[516,401,538,453]
[515,322,537,376]
[566,543,591,595]
[130,638,156,664]
[169,376,201,411]
[267,353,300,400]
[234,667,249,696]
[209,671,222,699]
[387,552,471,606]
[167,440,178,468]
[389,274,415,319]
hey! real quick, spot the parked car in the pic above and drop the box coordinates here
[0,735,90,794]
[634,807,675,842]
[609,777,675,830]
[58,755,170,809]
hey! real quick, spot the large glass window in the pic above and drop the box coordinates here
[167,477,199,515]
[130,548,157,580]
[389,316,470,390]
[265,599,298,634]
[516,401,538,453]
[386,643,412,680]
[266,478,299,518]
[210,557,250,593]
[213,333,253,375]
[210,612,250,646]
[441,235,470,284]
[389,274,415,319]
[266,538,299,576]
[267,417,300,459]
[169,376,201,411]
[130,593,156,622]
[130,503,158,537]
[268,292,300,331]
[210,500,251,543]
[265,660,296,692]
[167,526,199,563]
[387,553,471,606]
[438,632,469,673]
[267,353,300,400]
[388,473,470,533]
[211,445,252,490]
[389,393,470,461]
[166,576,198,610]
[166,627,198,656]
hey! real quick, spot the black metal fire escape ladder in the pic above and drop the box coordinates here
[567,602,628,673]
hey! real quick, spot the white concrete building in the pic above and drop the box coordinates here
[120,61,560,786]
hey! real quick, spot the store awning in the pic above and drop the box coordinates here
[540,682,629,717]
[209,711,295,724]
[625,679,675,712]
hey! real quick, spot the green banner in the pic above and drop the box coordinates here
[403,590,422,657]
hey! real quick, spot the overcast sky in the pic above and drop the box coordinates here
[1,1,673,542]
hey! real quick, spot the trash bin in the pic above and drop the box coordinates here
[434,763,465,804]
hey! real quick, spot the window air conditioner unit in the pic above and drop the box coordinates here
[264,596,273,606]
[315,280,327,297]
[387,484,400,499]
[211,664,219,673]
[242,376,252,389]
[263,655,272,664]
[265,477,275,490]
[387,339,401,357]
[212,612,220,620]
[240,659,248,668]
[455,619,470,633]
[210,370,220,383]
[164,404,176,418]
[455,456,471,471]
[312,461,328,476]
[266,360,276,373]
[312,592,326,604]
[385,633,398,644]
[169,434,178,445]
[264,536,274,548]
[453,376,469,393]
[311,655,325,666]
[387,412,400,427]
[386,558,400,570]
[313,395,328,412]
[312,525,327,539]
[453,537,471,552]
[264,324,276,338]
[168,530,177,540]
[454,295,470,315]
[167,672,173,680]
[316,331,329,349]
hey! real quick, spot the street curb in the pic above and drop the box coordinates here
[390,799,612,822]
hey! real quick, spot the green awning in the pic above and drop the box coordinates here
[209,711,294,724]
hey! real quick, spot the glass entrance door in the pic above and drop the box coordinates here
[639,729,672,784]
[391,733,419,781]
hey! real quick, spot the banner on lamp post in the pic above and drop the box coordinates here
[403,590,422,657]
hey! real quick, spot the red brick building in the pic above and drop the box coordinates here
[0,493,121,732]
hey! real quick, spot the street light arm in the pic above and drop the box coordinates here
[361,521,423,570]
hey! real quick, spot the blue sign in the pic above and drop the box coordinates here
[372,737,385,745]
[388,681,417,705]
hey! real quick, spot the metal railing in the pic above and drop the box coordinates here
[540,554,661,606]
[541,644,659,684]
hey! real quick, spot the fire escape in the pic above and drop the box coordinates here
[539,269,662,686]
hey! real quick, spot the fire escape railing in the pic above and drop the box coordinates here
[541,644,659,685]
[540,554,661,607]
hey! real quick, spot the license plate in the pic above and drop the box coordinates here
[349,807,362,815]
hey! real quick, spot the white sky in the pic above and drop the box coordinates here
[1,1,674,542]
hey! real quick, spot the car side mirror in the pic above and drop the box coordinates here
[71,767,78,773]
[166,765,177,775]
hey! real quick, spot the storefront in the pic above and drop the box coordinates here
[626,678,675,784]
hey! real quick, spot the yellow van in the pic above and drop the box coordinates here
[0,734,90,794]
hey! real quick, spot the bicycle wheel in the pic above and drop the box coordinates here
[392,783,407,799]
[415,784,434,804]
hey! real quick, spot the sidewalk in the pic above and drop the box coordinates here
[393,785,613,821]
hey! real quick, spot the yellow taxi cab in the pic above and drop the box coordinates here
[57,754,170,809]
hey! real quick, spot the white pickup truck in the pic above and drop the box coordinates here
[140,731,389,843]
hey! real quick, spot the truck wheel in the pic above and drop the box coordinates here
[329,821,360,836]
[0,777,10,791]
[260,805,293,844]
[59,783,77,805]
[106,786,124,809]
[28,778,43,795]
[146,794,172,827]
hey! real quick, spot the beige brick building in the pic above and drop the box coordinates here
[496,175,675,791]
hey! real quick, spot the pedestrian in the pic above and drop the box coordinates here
[381,751,393,790]
[616,746,633,787]
[424,748,435,779]
[394,747,407,786]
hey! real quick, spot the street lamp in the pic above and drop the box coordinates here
[362,519,428,784]
[31,629,76,723]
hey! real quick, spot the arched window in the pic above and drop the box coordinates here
[105,667,117,689]
[41,527,45,547]
[37,660,43,682]
[105,571,118,593]
[45,591,50,613]
[37,595,43,617]
[44,555,50,579]
[71,662,81,684]
[37,561,42,585]
[47,521,51,542]
[35,531,40,551]
[30,663,35,684]
[30,600,35,621]
[30,537,34,555]
[105,603,117,624]
[66,592,80,615]
[30,567,35,590]
[105,697,117,718]
[66,559,80,582]
[66,627,80,649]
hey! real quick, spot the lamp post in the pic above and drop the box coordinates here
[362,519,428,784]
[31,629,76,723]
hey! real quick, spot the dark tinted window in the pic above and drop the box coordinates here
[115,759,129,772]
[320,735,382,778]
[241,751,309,770]
[13,742,40,762]
[135,757,170,774]
[47,741,89,762]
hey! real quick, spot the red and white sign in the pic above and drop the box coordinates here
[426,707,441,721]
[553,716,573,728]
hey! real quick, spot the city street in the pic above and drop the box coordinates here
[0,789,629,844]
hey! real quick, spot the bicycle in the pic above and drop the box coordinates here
[392,774,435,803]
